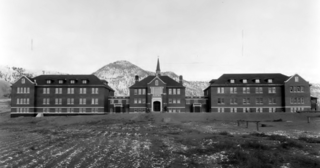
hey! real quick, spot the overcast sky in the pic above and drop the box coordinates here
[0,0,319,82]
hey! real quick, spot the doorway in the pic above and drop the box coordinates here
[153,101,161,111]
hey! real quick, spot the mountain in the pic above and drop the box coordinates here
[93,60,209,96]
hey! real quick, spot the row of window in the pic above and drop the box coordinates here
[168,109,181,112]
[134,98,146,104]
[229,79,273,84]
[290,86,305,93]
[186,99,205,104]
[42,98,99,105]
[290,97,305,104]
[217,98,277,105]
[110,99,129,104]
[134,89,146,95]
[217,107,277,113]
[217,87,277,94]
[42,88,99,94]
[17,87,30,94]
[169,98,181,104]
[16,108,30,112]
[168,88,181,95]
[16,98,30,105]
[46,79,88,84]
[42,108,99,113]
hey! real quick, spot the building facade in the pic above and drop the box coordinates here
[10,60,316,117]
[11,75,114,117]
[204,74,312,113]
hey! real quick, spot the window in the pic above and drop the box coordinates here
[301,86,304,92]
[22,78,25,84]
[243,87,250,94]
[243,98,250,105]
[290,86,293,92]
[142,98,146,104]
[230,98,237,104]
[43,98,49,105]
[177,89,180,95]
[169,99,172,104]
[70,80,75,84]
[173,89,176,95]
[256,98,263,105]
[27,87,30,93]
[268,98,276,104]
[134,89,137,95]
[46,80,51,84]
[295,76,299,82]
[17,98,20,105]
[82,80,87,84]
[255,79,260,83]
[268,79,273,83]
[55,88,62,94]
[90,98,98,105]
[134,98,137,104]
[67,88,74,94]
[142,89,146,95]
[58,80,63,84]
[169,89,172,95]
[155,80,159,86]
[17,87,20,94]
[218,98,224,105]
[91,88,98,94]
[268,87,276,93]
[255,87,263,94]
[173,99,176,104]
[231,108,237,113]
[138,89,141,95]
[55,98,59,105]
[138,99,141,104]
[243,79,247,83]
[177,99,180,104]
[230,79,235,83]
[43,88,50,94]
[230,87,237,94]
[218,87,224,94]
[80,88,87,94]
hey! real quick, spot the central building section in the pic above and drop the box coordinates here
[129,59,186,112]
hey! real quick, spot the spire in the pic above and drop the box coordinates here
[156,57,161,76]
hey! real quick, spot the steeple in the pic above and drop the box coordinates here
[156,58,161,76]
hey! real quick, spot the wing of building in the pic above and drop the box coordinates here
[10,74,114,117]
[10,59,316,117]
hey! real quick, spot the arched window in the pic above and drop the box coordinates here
[22,78,25,84]
[155,80,159,86]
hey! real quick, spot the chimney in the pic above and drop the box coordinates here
[179,75,183,85]
[135,75,139,83]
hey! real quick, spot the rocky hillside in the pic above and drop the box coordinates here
[93,60,209,96]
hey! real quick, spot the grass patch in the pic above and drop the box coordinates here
[298,136,320,143]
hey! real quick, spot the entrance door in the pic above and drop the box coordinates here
[153,101,161,112]
[194,106,201,112]
[115,107,121,113]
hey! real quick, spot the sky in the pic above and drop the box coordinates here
[0,0,319,82]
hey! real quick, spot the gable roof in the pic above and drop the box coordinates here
[210,73,290,85]
[130,75,184,88]
[32,74,114,91]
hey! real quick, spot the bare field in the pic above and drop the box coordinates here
[0,113,320,168]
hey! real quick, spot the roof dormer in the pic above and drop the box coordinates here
[255,79,260,83]
[46,79,52,84]
[267,79,273,83]
[230,79,235,83]
[242,79,247,83]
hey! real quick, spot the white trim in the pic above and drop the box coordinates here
[167,107,185,108]
[285,106,310,108]
[37,85,105,87]
[211,106,283,108]
[147,76,166,85]
[13,106,104,108]
[12,75,35,85]
[11,107,34,108]
[11,112,105,114]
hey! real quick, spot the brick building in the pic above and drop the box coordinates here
[128,59,186,112]
[204,74,312,113]
[10,60,316,117]
[11,75,114,117]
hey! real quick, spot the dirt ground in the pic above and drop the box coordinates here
[0,111,320,168]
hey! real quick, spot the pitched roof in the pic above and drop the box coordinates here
[130,75,184,88]
[32,74,114,91]
[210,73,290,85]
